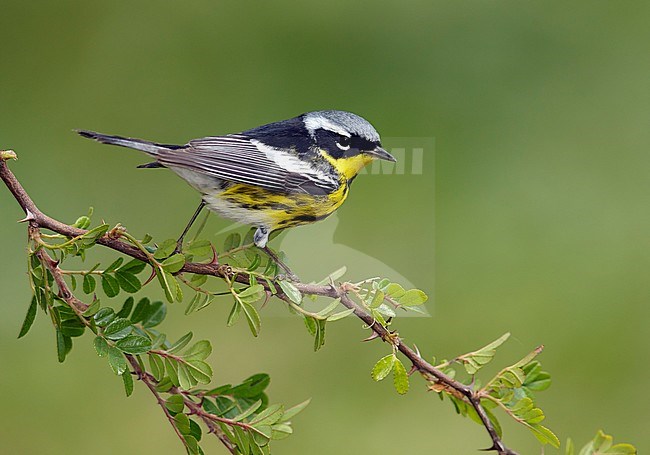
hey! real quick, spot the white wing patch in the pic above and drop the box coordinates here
[252,140,338,188]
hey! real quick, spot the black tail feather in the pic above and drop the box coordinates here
[137,161,166,169]
[75,129,182,156]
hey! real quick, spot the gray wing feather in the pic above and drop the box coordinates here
[156,135,338,195]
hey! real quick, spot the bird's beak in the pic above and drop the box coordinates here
[366,146,397,162]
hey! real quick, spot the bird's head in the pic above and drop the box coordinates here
[303,110,396,180]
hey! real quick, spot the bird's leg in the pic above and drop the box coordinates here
[175,200,206,254]
[262,246,299,282]
[253,227,299,281]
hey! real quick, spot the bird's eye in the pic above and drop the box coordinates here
[336,135,351,151]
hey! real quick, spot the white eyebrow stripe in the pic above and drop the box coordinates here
[303,116,351,137]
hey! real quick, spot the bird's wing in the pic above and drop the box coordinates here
[156,135,339,195]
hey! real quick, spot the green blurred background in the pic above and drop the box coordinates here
[1,1,648,453]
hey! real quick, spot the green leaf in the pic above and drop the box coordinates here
[151,332,166,350]
[156,269,176,303]
[227,301,241,326]
[118,258,147,274]
[247,254,261,271]
[371,354,395,381]
[392,358,409,394]
[104,258,124,274]
[103,318,133,340]
[233,425,251,454]
[397,289,428,306]
[278,280,302,304]
[313,266,347,285]
[82,274,96,294]
[315,299,341,317]
[155,377,173,393]
[130,297,150,323]
[250,404,284,426]
[263,259,278,278]
[60,318,85,337]
[579,430,638,455]
[190,273,208,287]
[144,301,167,328]
[122,370,134,397]
[184,340,212,361]
[186,239,212,257]
[83,298,101,317]
[56,329,68,363]
[70,274,77,291]
[174,412,191,434]
[232,399,262,422]
[149,353,164,380]
[523,361,552,392]
[168,331,194,354]
[18,296,37,338]
[230,374,270,398]
[238,285,265,304]
[116,296,134,318]
[271,423,293,440]
[73,215,91,229]
[241,302,261,337]
[189,419,202,442]
[186,360,213,384]
[566,438,575,455]
[165,395,185,413]
[94,307,116,327]
[383,283,406,299]
[304,316,317,335]
[185,435,200,455]
[462,332,510,375]
[107,346,128,375]
[115,270,142,293]
[161,253,186,273]
[101,274,120,298]
[280,398,310,422]
[313,319,326,351]
[530,423,560,448]
[178,362,194,389]
[327,308,355,322]
[81,224,109,245]
[223,232,241,251]
[252,425,273,444]
[603,444,638,454]
[154,239,177,260]
[369,290,385,309]
[166,358,180,386]
[94,336,109,357]
[115,335,153,354]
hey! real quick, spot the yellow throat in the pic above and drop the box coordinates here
[320,149,375,181]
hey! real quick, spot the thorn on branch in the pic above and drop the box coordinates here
[362,332,381,342]
[18,209,35,223]
[209,243,219,265]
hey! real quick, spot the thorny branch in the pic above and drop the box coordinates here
[0,154,517,455]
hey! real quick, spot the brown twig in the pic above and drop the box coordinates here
[126,356,190,445]
[0,156,517,455]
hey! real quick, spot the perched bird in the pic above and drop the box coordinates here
[77,110,395,254]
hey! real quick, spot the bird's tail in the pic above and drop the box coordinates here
[76,130,181,157]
